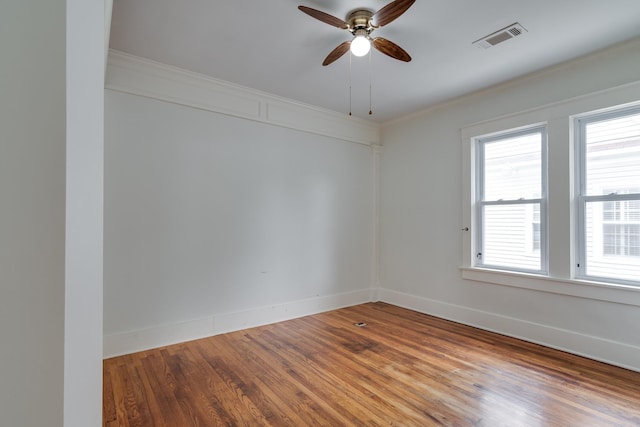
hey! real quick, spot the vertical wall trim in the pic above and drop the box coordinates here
[65,0,104,425]
[371,145,382,301]
[105,0,113,76]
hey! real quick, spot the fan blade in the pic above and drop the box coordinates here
[322,41,351,66]
[298,6,348,29]
[372,0,416,27]
[372,38,412,62]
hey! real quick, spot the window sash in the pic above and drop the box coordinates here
[475,126,548,274]
[477,201,543,271]
[576,105,640,285]
[577,194,640,279]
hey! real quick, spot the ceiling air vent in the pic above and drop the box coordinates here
[473,23,527,49]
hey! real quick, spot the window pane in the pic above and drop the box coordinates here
[482,204,541,271]
[483,132,541,201]
[585,201,640,282]
[532,223,541,251]
[532,204,541,251]
[584,112,640,196]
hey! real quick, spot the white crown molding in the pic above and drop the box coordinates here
[106,50,380,146]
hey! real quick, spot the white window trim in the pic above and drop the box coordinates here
[461,80,640,307]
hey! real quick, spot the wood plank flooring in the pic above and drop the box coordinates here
[103,302,640,426]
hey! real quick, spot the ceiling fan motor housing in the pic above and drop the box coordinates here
[347,9,375,35]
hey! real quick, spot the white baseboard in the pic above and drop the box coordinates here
[103,289,373,358]
[104,286,640,373]
[378,288,640,372]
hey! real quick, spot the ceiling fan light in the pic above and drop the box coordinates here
[350,35,370,57]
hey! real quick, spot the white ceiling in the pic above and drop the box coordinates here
[109,0,640,122]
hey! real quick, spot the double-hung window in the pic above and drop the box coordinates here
[475,126,547,273]
[463,89,640,297]
[576,105,640,284]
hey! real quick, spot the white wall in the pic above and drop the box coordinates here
[1,2,66,424]
[103,37,640,371]
[104,88,375,355]
[379,38,640,371]
[0,1,104,426]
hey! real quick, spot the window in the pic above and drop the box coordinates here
[576,106,640,284]
[462,88,640,299]
[475,126,547,273]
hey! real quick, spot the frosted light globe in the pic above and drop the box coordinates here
[350,35,370,57]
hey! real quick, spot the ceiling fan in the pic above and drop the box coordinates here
[298,0,415,66]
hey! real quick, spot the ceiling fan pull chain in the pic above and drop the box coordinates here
[349,51,353,116]
[369,49,373,115]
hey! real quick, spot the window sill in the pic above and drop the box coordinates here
[460,267,640,307]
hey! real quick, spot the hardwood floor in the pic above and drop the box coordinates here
[103,302,640,426]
